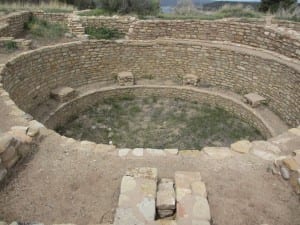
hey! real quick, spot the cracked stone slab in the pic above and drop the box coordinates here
[202,147,233,159]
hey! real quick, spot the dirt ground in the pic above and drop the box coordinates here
[0,132,299,225]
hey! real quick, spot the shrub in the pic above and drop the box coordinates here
[85,27,124,40]
[24,17,67,40]
[275,4,300,21]
[98,0,160,15]
[259,0,297,13]
[3,40,18,51]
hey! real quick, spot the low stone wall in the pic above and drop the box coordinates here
[44,86,275,138]
[0,12,31,37]
[80,15,136,33]
[32,11,69,25]
[273,19,300,32]
[0,40,299,127]
[127,20,300,60]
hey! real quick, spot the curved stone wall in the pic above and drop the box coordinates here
[0,12,31,38]
[0,40,299,127]
[127,20,300,60]
[44,85,278,138]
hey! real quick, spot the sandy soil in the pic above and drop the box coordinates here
[0,132,299,225]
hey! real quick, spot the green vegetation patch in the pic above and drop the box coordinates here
[79,8,111,16]
[24,17,67,40]
[85,27,124,40]
[0,1,75,14]
[157,5,262,20]
[57,96,264,149]
[3,40,18,51]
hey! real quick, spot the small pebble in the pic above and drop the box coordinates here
[109,141,113,145]
[280,166,290,180]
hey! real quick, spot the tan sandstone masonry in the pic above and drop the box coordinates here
[80,15,136,33]
[32,11,69,25]
[0,40,299,126]
[0,12,31,38]
[127,20,300,60]
[43,86,273,138]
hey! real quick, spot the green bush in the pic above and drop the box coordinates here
[24,17,67,40]
[3,40,18,51]
[259,0,297,13]
[98,0,160,15]
[85,27,124,39]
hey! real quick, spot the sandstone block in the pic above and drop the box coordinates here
[289,128,300,136]
[132,148,144,157]
[230,140,252,154]
[244,93,266,107]
[146,148,167,156]
[50,86,77,102]
[165,149,179,155]
[117,71,134,86]
[118,148,131,157]
[282,158,300,171]
[202,147,232,159]
[157,190,176,210]
[179,150,201,157]
[183,74,199,86]
[158,209,174,218]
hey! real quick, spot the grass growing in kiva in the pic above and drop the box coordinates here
[24,17,67,40]
[85,27,124,40]
[57,96,263,150]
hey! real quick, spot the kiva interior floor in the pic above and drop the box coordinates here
[56,96,263,149]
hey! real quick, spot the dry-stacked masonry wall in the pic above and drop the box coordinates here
[0,12,31,37]
[44,86,274,138]
[32,12,69,25]
[127,20,300,60]
[273,19,300,32]
[1,40,299,127]
[80,16,136,33]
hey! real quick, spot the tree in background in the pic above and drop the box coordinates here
[259,0,297,13]
[98,0,160,15]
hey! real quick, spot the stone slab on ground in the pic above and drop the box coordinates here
[175,171,211,225]
[114,168,158,225]
[202,147,232,159]
[250,141,281,161]
[244,93,266,107]
[50,86,77,102]
[156,179,175,217]
[230,140,252,154]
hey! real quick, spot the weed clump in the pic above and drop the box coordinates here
[24,17,67,40]
[85,27,124,40]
